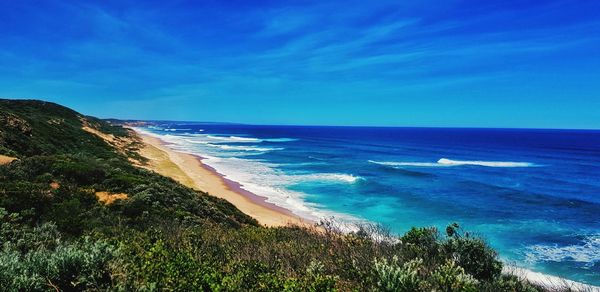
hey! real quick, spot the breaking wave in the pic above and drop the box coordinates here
[369,158,535,168]
[205,135,262,143]
[525,235,600,265]
[206,144,284,152]
[133,126,360,223]
[295,173,363,184]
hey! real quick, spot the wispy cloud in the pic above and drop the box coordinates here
[1,0,599,127]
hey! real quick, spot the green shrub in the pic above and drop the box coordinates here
[430,259,479,292]
[400,227,440,262]
[480,274,542,292]
[374,256,426,291]
[135,239,208,290]
[303,260,337,291]
[0,235,115,290]
[442,224,502,281]
[53,160,106,185]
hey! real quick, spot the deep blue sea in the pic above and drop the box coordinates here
[139,124,600,285]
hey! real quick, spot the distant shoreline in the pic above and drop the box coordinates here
[133,128,311,228]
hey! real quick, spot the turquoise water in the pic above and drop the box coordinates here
[140,124,600,285]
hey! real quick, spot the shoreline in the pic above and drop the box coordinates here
[131,128,599,290]
[503,266,600,291]
[134,130,311,227]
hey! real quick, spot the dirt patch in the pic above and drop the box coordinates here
[95,191,128,205]
[0,155,17,165]
[80,118,144,164]
[49,182,60,190]
[47,118,65,125]
[0,112,32,134]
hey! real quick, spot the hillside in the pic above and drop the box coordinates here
[0,99,122,158]
[0,99,544,291]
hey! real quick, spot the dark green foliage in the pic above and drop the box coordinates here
[52,159,106,185]
[112,224,345,291]
[0,99,123,158]
[400,227,440,262]
[0,154,256,231]
[442,224,502,281]
[0,99,544,291]
[108,221,535,291]
[84,115,131,137]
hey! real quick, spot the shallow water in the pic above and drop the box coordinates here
[140,124,600,285]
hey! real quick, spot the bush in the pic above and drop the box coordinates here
[481,275,542,292]
[430,259,479,292]
[53,160,106,185]
[0,226,116,291]
[400,227,440,263]
[442,223,502,281]
[374,256,426,291]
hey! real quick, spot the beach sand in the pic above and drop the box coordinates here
[504,266,599,291]
[136,132,310,228]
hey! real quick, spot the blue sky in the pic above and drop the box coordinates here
[1,0,599,128]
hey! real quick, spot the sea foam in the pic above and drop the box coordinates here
[205,135,262,143]
[503,266,599,291]
[369,158,535,168]
[263,138,298,142]
[525,234,600,265]
[136,126,361,223]
[185,135,297,144]
[163,128,192,131]
[295,173,363,183]
[437,158,534,167]
[206,143,284,152]
[202,155,362,222]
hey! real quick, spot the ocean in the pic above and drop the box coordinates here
[138,123,600,285]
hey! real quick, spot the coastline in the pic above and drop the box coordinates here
[134,130,311,228]
[503,266,600,291]
[131,128,599,290]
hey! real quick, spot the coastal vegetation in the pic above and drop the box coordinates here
[0,99,548,291]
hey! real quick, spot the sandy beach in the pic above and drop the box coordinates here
[504,266,600,291]
[135,131,310,227]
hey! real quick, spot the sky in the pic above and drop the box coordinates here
[1,0,599,128]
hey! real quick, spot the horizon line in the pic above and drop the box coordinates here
[3,98,598,131]
[111,118,600,132]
